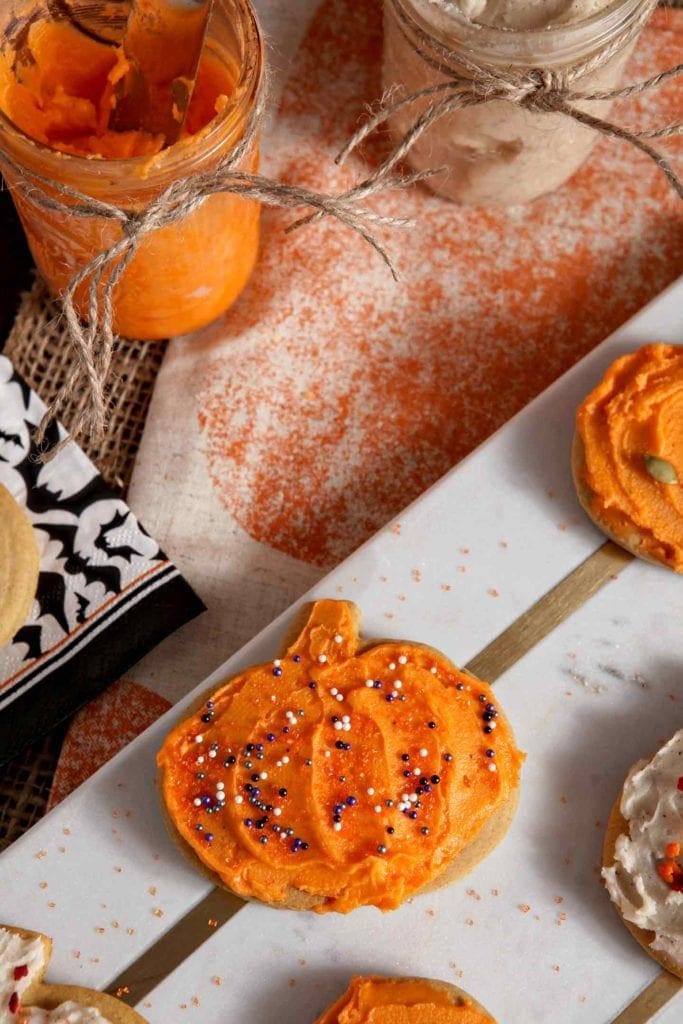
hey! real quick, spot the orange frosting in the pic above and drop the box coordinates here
[0,15,261,339]
[576,344,683,571]
[0,19,229,157]
[157,600,523,913]
[314,977,496,1024]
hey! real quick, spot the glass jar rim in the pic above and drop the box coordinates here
[0,0,263,182]
[396,0,654,64]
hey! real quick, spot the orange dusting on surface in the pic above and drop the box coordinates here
[576,344,683,571]
[157,600,522,914]
[314,977,496,1024]
[48,679,171,810]
[196,0,682,569]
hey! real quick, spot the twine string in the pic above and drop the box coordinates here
[338,0,682,201]
[2,88,415,457]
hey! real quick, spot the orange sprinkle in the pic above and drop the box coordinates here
[666,842,681,858]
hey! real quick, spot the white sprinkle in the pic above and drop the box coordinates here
[282,756,290,764]
[488,763,497,772]
[401,793,411,802]
[395,680,402,690]
[318,654,327,664]
[342,723,351,732]
[374,805,382,814]
[430,666,438,674]
[489,721,497,730]
[333,822,342,832]
[330,688,338,696]
[193,798,202,807]
[216,791,226,802]
[342,715,350,723]
[273,808,282,817]
[234,795,243,805]
[273,659,281,667]
[336,693,344,702]
[208,750,217,758]
[398,802,408,812]
[409,793,418,803]
[398,655,407,665]
[334,721,343,731]
[216,782,225,790]
[365,679,374,688]
[195,735,204,743]
[325,750,331,758]
[391,691,398,698]
[413,768,421,776]
[276,760,283,767]
[367,787,375,796]
[259,772,268,780]
[334,634,343,644]
[196,756,205,764]
[271,695,277,702]
[389,662,396,671]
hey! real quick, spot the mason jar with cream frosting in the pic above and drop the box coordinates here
[382,0,655,205]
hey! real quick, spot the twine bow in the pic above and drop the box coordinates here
[337,0,682,201]
[2,86,431,457]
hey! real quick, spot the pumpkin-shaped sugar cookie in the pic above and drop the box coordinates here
[158,600,523,913]
[0,924,148,1022]
[314,976,497,1023]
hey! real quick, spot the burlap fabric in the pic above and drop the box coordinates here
[0,276,163,850]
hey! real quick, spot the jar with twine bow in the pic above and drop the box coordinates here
[339,0,681,205]
[0,0,408,453]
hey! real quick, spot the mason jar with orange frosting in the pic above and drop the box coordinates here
[0,0,263,340]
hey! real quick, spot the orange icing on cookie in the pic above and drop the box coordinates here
[576,343,683,570]
[314,977,496,1023]
[157,600,522,913]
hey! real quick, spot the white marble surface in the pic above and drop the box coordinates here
[0,280,680,1023]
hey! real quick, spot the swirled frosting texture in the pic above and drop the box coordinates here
[314,976,496,1023]
[576,343,683,571]
[158,600,522,913]
[603,730,683,968]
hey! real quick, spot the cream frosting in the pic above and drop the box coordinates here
[602,730,683,968]
[23,1003,112,1023]
[451,0,614,31]
[0,929,112,1024]
[0,929,46,1022]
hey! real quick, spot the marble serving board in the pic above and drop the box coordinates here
[0,277,681,1024]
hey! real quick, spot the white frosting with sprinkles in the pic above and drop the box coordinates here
[0,929,113,1024]
[0,928,45,1021]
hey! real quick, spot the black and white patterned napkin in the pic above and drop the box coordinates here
[0,355,204,763]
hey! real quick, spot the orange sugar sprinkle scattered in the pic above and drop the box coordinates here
[191,997,200,1007]
[465,918,474,926]
[212,977,222,986]
[39,882,48,890]
[36,850,47,860]
[666,842,681,858]
[148,886,157,896]
[62,828,71,835]
[519,904,531,914]
[114,866,123,873]
[73,951,81,959]
[555,896,564,904]
[487,588,500,598]
[441,583,452,591]
[207,918,218,928]
[115,987,129,997]
[153,908,164,918]
[95,928,105,935]
[47,902,56,909]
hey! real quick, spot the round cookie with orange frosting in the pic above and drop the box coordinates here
[573,343,683,571]
[157,599,523,913]
[314,976,496,1023]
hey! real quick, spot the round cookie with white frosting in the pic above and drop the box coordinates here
[0,925,147,1023]
[602,730,683,978]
